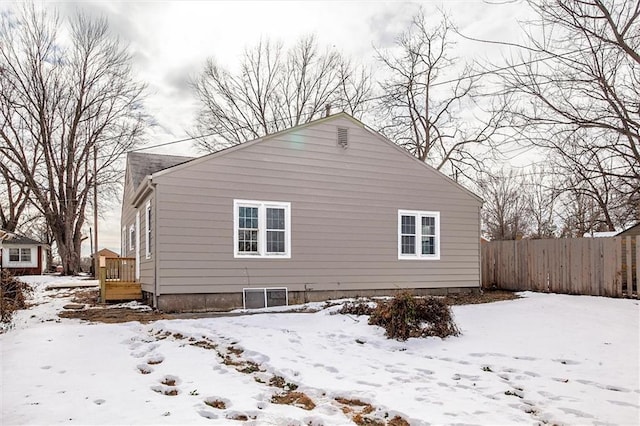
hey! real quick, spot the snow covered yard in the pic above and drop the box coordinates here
[2,276,639,425]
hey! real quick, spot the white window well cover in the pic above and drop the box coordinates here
[243,288,288,309]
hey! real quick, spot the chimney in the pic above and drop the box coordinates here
[325,103,331,117]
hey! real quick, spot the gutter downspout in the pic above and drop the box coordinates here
[150,179,159,310]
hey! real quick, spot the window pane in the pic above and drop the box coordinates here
[401,235,415,254]
[266,230,285,253]
[422,216,435,236]
[21,248,31,262]
[9,248,19,262]
[422,236,435,255]
[266,208,285,230]
[238,230,258,253]
[239,206,258,229]
[401,215,415,235]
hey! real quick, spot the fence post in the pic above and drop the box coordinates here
[99,265,106,303]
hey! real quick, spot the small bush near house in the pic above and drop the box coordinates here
[1,270,33,326]
[368,292,459,341]
[338,300,374,316]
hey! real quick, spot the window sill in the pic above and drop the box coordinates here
[398,255,440,260]
[234,253,291,259]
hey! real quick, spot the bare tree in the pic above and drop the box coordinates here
[375,10,505,179]
[498,0,639,223]
[191,35,372,152]
[478,169,530,240]
[0,5,146,274]
[0,161,33,232]
[523,165,559,239]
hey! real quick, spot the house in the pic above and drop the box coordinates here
[121,113,483,312]
[95,248,120,258]
[0,229,49,276]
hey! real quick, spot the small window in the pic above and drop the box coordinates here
[234,200,290,258]
[20,248,31,262]
[243,288,288,309]
[145,200,152,259]
[8,248,30,262]
[9,248,19,262]
[129,225,135,251]
[398,210,440,260]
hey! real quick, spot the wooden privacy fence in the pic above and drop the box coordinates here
[482,236,638,298]
[99,257,141,302]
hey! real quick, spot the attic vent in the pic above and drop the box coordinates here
[337,127,348,149]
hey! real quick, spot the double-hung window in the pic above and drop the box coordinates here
[145,200,152,259]
[398,210,440,259]
[129,225,135,251]
[8,248,31,262]
[234,200,291,258]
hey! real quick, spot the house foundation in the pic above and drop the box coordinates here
[151,286,480,313]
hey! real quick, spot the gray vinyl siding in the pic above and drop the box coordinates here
[152,116,482,295]
[120,168,155,294]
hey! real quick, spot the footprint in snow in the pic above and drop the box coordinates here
[552,358,580,365]
[40,365,52,370]
[160,375,181,387]
[513,355,538,361]
[559,407,595,419]
[198,410,219,420]
[93,399,105,405]
[137,364,153,375]
[147,354,164,365]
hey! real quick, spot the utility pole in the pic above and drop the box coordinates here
[93,143,98,278]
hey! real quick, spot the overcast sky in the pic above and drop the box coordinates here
[19,1,533,256]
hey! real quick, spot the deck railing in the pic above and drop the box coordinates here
[99,257,141,302]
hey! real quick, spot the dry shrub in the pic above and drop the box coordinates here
[339,301,374,316]
[368,292,459,341]
[1,271,32,324]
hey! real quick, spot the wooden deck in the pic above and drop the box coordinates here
[99,257,142,302]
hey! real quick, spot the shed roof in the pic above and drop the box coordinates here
[127,152,194,189]
[0,229,45,245]
[617,222,640,237]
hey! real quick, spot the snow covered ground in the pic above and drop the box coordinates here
[2,275,639,425]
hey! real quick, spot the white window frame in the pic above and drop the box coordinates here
[129,224,135,251]
[398,210,440,260]
[233,199,291,259]
[135,211,140,279]
[242,287,289,309]
[145,199,152,259]
[122,226,126,256]
[8,247,33,264]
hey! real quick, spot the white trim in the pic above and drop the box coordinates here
[121,226,126,256]
[6,246,36,267]
[129,224,135,251]
[233,199,291,259]
[135,210,140,279]
[145,199,151,259]
[398,210,441,260]
[242,287,288,309]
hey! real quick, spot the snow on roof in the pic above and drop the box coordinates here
[583,231,618,238]
[0,229,45,245]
